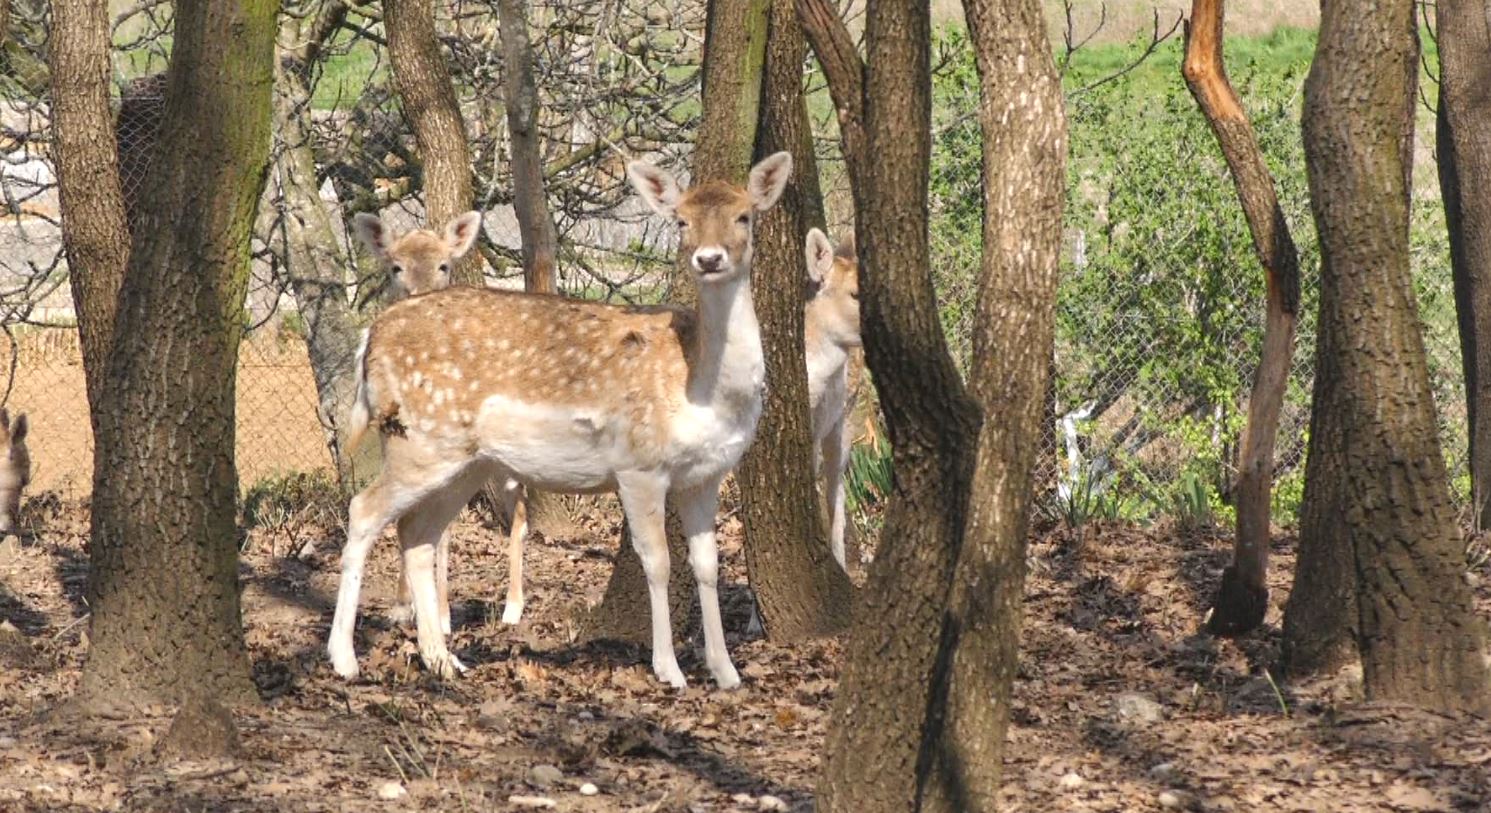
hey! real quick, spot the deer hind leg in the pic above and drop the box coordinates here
[500,479,528,625]
[399,464,490,679]
[616,471,685,689]
[675,477,740,689]
[329,471,426,679]
[821,416,850,572]
[390,527,451,633]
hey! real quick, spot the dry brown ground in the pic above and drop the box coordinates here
[1,496,1489,812]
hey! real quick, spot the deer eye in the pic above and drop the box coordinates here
[849,291,860,300]
[439,263,451,273]
[391,264,404,276]
[736,214,750,225]
[676,219,689,230]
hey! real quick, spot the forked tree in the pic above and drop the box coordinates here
[1281,0,1491,712]
[1180,0,1301,635]
[814,0,1065,807]
[70,0,278,722]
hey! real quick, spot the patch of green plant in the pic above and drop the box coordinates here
[845,432,892,516]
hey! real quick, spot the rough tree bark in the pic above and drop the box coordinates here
[1180,0,1301,636]
[733,0,852,640]
[913,0,1065,808]
[818,0,987,805]
[78,0,277,715]
[1438,0,1491,533]
[384,0,479,284]
[48,0,131,416]
[797,0,867,193]
[1283,0,1491,712]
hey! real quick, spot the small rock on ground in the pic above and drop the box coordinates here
[376,781,406,801]
[528,764,563,788]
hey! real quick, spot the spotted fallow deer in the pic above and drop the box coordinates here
[0,409,30,534]
[327,152,794,689]
[348,210,525,635]
[802,228,861,569]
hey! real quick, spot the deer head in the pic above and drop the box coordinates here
[627,152,792,282]
[805,227,861,349]
[352,211,483,298]
[0,408,31,534]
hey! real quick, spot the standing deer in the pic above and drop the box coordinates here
[802,228,861,569]
[0,409,30,535]
[327,152,793,688]
[348,210,523,634]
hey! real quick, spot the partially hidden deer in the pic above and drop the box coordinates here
[348,210,526,634]
[0,408,30,535]
[802,227,861,569]
[327,152,794,688]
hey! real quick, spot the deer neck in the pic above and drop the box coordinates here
[686,273,763,408]
[804,314,849,410]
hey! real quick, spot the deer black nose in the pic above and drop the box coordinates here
[693,248,726,274]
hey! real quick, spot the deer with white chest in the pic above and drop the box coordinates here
[802,228,861,569]
[326,152,793,688]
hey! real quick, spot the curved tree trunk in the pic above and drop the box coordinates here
[1438,0,1491,533]
[78,0,277,712]
[1180,0,1301,636]
[1284,0,1491,712]
[915,0,1064,808]
[48,0,131,418]
[385,0,479,284]
[818,0,985,805]
[735,0,852,641]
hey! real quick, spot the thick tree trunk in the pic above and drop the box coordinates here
[1285,0,1491,713]
[1180,0,1301,636]
[78,0,277,712]
[797,0,867,194]
[818,0,986,806]
[271,61,366,487]
[1438,0,1491,533]
[735,0,852,640]
[48,0,131,417]
[385,0,480,284]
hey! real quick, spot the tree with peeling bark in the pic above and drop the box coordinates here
[1438,0,1491,534]
[76,0,278,724]
[1281,0,1491,713]
[817,0,1064,806]
[1180,0,1301,637]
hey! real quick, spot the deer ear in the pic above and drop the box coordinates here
[444,211,483,258]
[748,151,793,212]
[352,213,389,260]
[835,232,857,262]
[805,228,834,284]
[627,160,683,219]
[10,414,25,444]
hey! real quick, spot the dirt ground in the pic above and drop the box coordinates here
[1,495,1489,812]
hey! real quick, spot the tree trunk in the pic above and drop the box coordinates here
[818,0,986,805]
[496,0,577,540]
[78,0,277,712]
[1285,0,1491,713]
[48,0,131,418]
[271,57,367,487]
[797,0,867,194]
[385,0,479,284]
[914,0,1064,808]
[1180,0,1302,636]
[585,0,767,643]
[735,0,852,640]
[1438,0,1491,533]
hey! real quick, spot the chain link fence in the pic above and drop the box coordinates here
[0,3,1470,526]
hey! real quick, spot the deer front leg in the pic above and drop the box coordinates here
[616,471,685,689]
[500,479,529,625]
[822,415,850,571]
[675,478,740,689]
